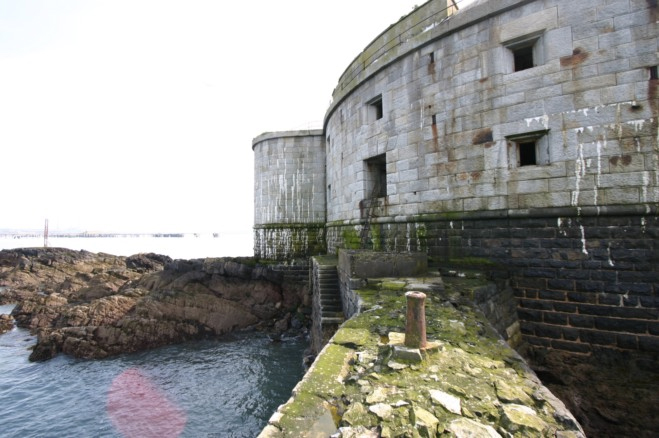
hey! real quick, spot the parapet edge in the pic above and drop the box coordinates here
[252,130,325,150]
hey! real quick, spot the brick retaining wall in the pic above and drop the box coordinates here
[326,205,659,361]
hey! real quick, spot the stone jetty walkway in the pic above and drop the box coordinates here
[259,272,584,437]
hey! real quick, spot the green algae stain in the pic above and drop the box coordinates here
[341,227,361,250]
[332,328,373,348]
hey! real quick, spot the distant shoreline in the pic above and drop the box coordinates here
[0,232,220,239]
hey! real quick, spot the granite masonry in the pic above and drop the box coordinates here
[253,0,658,435]
[253,0,658,369]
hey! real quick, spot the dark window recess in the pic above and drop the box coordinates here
[373,99,383,120]
[429,52,435,64]
[513,45,534,71]
[518,141,537,166]
[368,95,384,121]
[365,154,387,198]
[431,114,437,125]
[650,66,658,80]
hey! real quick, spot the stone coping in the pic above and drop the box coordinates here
[325,203,659,227]
[252,130,325,150]
[325,0,529,128]
[258,274,584,437]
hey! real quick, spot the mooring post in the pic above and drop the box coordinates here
[404,291,427,349]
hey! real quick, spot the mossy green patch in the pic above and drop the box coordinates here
[341,227,361,250]
[381,281,407,291]
[331,328,373,347]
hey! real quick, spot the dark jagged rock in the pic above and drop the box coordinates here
[125,253,172,273]
[0,248,307,361]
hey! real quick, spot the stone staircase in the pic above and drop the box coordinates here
[317,264,344,325]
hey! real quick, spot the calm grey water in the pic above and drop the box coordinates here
[0,304,306,438]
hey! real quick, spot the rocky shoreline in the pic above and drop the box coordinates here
[0,248,308,361]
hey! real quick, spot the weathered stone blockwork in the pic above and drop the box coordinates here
[253,131,326,260]
[253,0,659,360]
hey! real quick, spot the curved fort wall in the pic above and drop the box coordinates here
[252,130,326,260]
[253,0,658,361]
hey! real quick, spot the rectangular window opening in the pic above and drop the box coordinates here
[429,52,435,64]
[431,114,437,125]
[365,154,387,198]
[518,141,537,166]
[513,45,534,71]
[367,95,383,122]
[504,32,543,73]
[506,129,550,167]
[650,66,658,80]
[374,100,383,120]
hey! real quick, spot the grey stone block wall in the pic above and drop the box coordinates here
[324,0,658,222]
[252,131,326,259]
[252,0,659,359]
[319,0,659,360]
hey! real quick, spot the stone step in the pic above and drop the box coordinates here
[320,295,340,302]
[321,313,344,321]
[321,317,344,325]
[319,283,338,289]
[321,303,342,311]
[316,263,343,324]
[320,294,340,300]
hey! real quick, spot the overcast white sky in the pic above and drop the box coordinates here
[1,0,467,234]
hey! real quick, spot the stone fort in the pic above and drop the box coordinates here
[253,0,658,388]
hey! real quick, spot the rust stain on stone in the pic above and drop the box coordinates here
[560,48,589,67]
[471,171,482,181]
[609,155,633,166]
[431,123,439,150]
[472,128,493,145]
[456,172,469,182]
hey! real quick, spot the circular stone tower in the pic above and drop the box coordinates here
[252,130,327,260]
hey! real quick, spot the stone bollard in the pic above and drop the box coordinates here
[404,291,427,349]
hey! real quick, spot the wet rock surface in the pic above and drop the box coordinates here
[0,248,305,361]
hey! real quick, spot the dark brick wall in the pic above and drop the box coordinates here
[326,205,659,360]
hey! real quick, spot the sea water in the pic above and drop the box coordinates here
[0,310,306,438]
[0,235,308,437]
[0,232,254,259]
